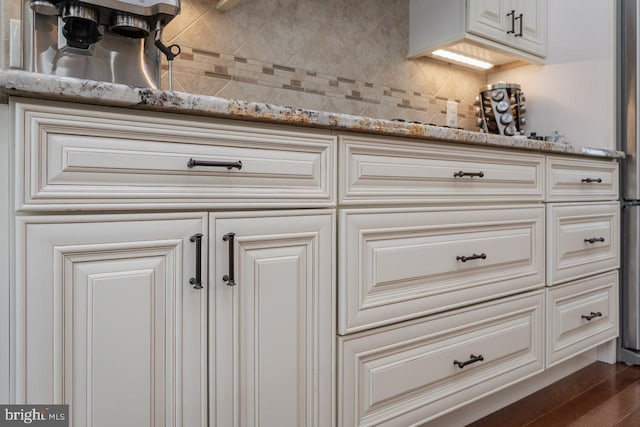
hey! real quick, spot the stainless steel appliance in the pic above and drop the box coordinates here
[620,0,640,364]
[474,83,527,136]
[23,0,180,87]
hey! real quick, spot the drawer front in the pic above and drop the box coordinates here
[15,100,335,210]
[339,134,544,204]
[546,271,619,367]
[338,205,545,334]
[546,156,619,201]
[338,291,544,427]
[547,202,620,285]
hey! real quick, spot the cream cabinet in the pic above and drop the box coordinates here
[544,156,620,367]
[338,291,544,426]
[467,0,547,57]
[15,213,209,426]
[546,271,619,368]
[338,205,544,334]
[8,99,337,427]
[209,210,335,427]
[546,202,620,286]
[14,99,335,211]
[409,0,547,67]
[339,134,544,204]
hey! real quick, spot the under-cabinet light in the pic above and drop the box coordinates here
[432,49,494,70]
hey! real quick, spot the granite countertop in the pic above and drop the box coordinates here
[0,70,624,159]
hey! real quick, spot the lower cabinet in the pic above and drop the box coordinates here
[15,213,209,426]
[209,210,335,427]
[15,210,335,427]
[338,290,545,427]
[546,271,619,368]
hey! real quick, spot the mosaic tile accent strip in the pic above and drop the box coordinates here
[166,47,478,129]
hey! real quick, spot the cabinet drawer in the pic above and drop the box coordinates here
[15,100,335,210]
[546,156,619,201]
[338,205,545,334]
[547,202,619,285]
[339,134,544,204]
[338,291,544,427]
[546,271,619,367]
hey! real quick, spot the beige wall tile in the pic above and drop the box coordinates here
[2,0,488,130]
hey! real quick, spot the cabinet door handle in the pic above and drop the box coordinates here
[507,10,516,34]
[456,253,487,263]
[189,233,203,289]
[453,354,484,369]
[582,311,603,321]
[453,170,485,178]
[514,13,523,37]
[222,232,237,286]
[581,177,603,183]
[188,158,243,170]
[584,237,605,244]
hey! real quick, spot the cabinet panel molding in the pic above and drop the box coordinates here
[338,205,545,334]
[338,291,544,427]
[14,99,336,210]
[14,213,208,426]
[210,210,335,427]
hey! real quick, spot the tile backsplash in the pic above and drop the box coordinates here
[2,0,487,128]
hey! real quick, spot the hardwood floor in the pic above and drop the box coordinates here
[468,362,640,427]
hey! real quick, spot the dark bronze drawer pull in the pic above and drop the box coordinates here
[223,232,237,286]
[581,177,602,183]
[582,311,603,321]
[506,10,516,34]
[188,158,243,170]
[514,13,523,37]
[454,354,484,369]
[456,253,487,263]
[584,237,605,244]
[189,233,203,289]
[454,170,484,178]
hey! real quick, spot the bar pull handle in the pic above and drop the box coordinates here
[189,233,203,289]
[581,177,603,183]
[222,232,237,286]
[514,13,523,37]
[582,311,602,321]
[584,237,605,244]
[453,170,485,178]
[454,354,484,369]
[456,253,487,263]
[188,158,243,170]
[507,10,516,34]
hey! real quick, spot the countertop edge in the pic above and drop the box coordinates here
[0,70,625,159]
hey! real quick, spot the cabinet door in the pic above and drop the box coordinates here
[211,210,335,427]
[512,0,547,56]
[467,0,513,44]
[467,0,547,57]
[15,213,208,427]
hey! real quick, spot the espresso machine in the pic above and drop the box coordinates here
[23,0,181,87]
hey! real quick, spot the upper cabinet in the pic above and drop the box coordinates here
[409,0,547,70]
[467,0,547,57]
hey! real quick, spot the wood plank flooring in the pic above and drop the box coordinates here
[468,362,640,427]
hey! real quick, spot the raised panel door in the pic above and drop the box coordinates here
[210,210,335,427]
[467,0,514,45]
[512,0,547,56]
[14,213,208,427]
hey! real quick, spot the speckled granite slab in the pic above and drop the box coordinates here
[0,70,624,159]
